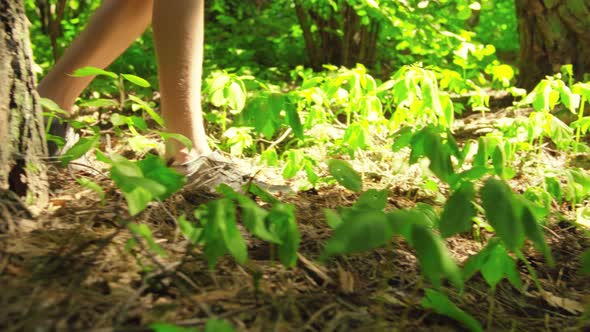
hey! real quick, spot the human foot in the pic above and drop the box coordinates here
[172,151,292,194]
[45,117,79,157]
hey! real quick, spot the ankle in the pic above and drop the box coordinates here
[169,146,212,164]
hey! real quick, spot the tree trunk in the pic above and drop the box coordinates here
[515,0,590,90]
[294,0,380,71]
[0,0,48,228]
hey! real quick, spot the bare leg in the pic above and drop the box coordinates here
[153,0,211,161]
[37,0,153,112]
[39,0,211,162]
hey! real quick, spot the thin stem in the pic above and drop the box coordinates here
[118,75,126,112]
[221,106,227,134]
[516,250,543,291]
[487,288,496,330]
[575,97,586,152]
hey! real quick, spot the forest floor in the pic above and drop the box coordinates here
[1,106,590,331]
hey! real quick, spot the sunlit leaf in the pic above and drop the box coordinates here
[128,223,167,256]
[79,98,119,108]
[71,66,118,79]
[122,73,151,88]
[60,135,100,166]
[76,177,106,202]
[129,95,164,127]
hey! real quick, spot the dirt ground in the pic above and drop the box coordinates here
[1,109,590,331]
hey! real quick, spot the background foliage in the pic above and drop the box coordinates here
[19,0,590,331]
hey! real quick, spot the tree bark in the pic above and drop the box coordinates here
[515,0,590,90]
[0,0,48,226]
[294,0,380,70]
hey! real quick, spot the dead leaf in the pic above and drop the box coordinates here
[539,290,585,314]
[337,264,355,294]
[193,288,240,303]
[298,253,334,285]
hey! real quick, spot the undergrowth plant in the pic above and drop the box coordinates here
[46,62,590,331]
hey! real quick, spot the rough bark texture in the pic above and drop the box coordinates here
[515,0,590,90]
[0,0,48,225]
[294,1,380,70]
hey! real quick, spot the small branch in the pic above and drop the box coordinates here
[266,128,293,152]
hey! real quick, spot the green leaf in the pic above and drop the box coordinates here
[138,154,185,199]
[124,187,153,216]
[203,320,236,332]
[177,214,203,244]
[410,127,454,182]
[411,224,462,289]
[46,134,65,149]
[545,176,562,203]
[40,97,68,115]
[530,80,553,112]
[282,150,304,179]
[342,122,370,154]
[556,81,580,112]
[322,210,394,258]
[158,131,193,152]
[268,204,300,268]
[217,184,281,244]
[422,289,483,332]
[463,238,522,290]
[386,209,432,244]
[247,182,280,205]
[327,159,362,192]
[520,202,554,266]
[215,199,248,265]
[392,127,414,152]
[128,223,167,257]
[581,249,590,275]
[545,113,573,148]
[201,206,227,269]
[422,129,454,182]
[110,113,129,127]
[324,209,343,229]
[129,116,148,131]
[128,95,164,127]
[122,74,151,88]
[224,81,246,112]
[150,323,199,332]
[440,182,476,237]
[285,101,304,139]
[492,145,505,178]
[480,178,525,252]
[79,98,119,108]
[573,82,590,101]
[76,177,106,201]
[354,189,388,210]
[71,66,118,79]
[412,203,439,228]
[109,155,185,215]
[60,135,100,166]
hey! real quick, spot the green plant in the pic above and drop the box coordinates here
[151,319,236,332]
[176,184,299,269]
[422,289,483,332]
